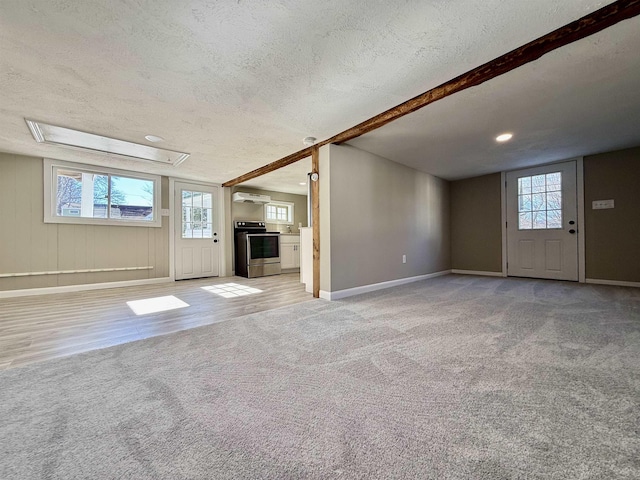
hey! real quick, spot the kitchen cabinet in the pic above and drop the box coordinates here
[280,235,300,270]
[300,227,312,292]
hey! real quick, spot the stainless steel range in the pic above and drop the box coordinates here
[234,221,281,278]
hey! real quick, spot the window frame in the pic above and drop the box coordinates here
[516,171,563,231]
[44,158,162,227]
[264,201,294,225]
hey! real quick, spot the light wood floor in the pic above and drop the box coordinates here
[0,273,314,370]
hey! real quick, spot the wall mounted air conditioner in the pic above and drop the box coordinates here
[232,192,271,204]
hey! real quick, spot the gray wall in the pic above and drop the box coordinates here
[230,186,308,233]
[320,144,450,293]
[448,145,640,283]
[584,147,640,282]
[229,185,308,272]
[450,173,502,272]
[0,153,170,291]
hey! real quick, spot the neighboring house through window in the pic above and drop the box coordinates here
[44,159,162,227]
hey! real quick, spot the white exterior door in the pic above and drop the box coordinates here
[174,182,219,280]
[506,161,578,281]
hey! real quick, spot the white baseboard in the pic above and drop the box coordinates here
[320,270,451,301]
[0,277,173,298]
[585,278,640,288]
[451,269,504,277]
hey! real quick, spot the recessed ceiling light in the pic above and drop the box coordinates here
[496,133,513,142]
[26,120,189,166]
[145,134,164,143]
[299,182,307,186]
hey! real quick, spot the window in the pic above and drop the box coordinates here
[517,172,562,230]
[264,201,294,224]
[181,189,213,238]
[44,159,161,227]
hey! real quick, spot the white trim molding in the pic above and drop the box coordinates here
[501,171,508,277]
[502,157,585,282]
[169,177,176,281]
[43,158,162,228]
[320,270,451,301]
[576,157,586,283]
[170,178,225,280]
[451,269,504,277]
[0,277,172,299]
[0,266,153,278]
[585,278,640,288]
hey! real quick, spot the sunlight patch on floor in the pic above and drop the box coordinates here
[127,295,190,315]
[201,283,263,298]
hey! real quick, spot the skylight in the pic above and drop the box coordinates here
[26,120,190,166]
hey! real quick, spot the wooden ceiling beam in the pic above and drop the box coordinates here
[223,147,313,187]
[222,0,640,188]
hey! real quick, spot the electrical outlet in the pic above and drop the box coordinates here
[402,254,407,264]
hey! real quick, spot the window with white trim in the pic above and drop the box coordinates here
[517,172,562,230]
[264,201,294,225]
[44,159,162,227]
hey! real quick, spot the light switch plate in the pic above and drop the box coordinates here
[161,209,170,216]
[592,199,614,210]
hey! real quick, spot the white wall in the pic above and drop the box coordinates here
[320,144,450,294]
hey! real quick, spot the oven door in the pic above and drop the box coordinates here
[246,233,280,265]
[245,233,281,277]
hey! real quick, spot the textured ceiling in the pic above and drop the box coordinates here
[0,1,633,195]
[349,15,640,180]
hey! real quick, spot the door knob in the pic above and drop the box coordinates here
[569,221,575,225]
[213,239,219,243]
[569,229,576,234]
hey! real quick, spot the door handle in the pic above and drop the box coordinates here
[213,239,219,243]
[568,229,576,234]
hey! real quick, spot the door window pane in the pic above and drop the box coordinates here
[518,177,531,195]
[547,210,562,228]
[531,193,546,210]
[547,191,562,210]
[517,172,562,230]
[531,174,546,193]
[181,190,214,238]
[532,211,547,229]
[519,212,532,230]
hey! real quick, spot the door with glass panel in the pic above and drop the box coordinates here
[506,161,578,281]
[174,182,219,280]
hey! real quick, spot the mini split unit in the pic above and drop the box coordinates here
[232,192,271,204]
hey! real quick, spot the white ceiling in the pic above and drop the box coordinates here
[1,1,637,196]
[349,15,640,181]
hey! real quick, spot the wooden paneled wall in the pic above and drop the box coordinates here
[0,153,170,291]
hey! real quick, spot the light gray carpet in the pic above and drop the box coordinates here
[1,275,639,479]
